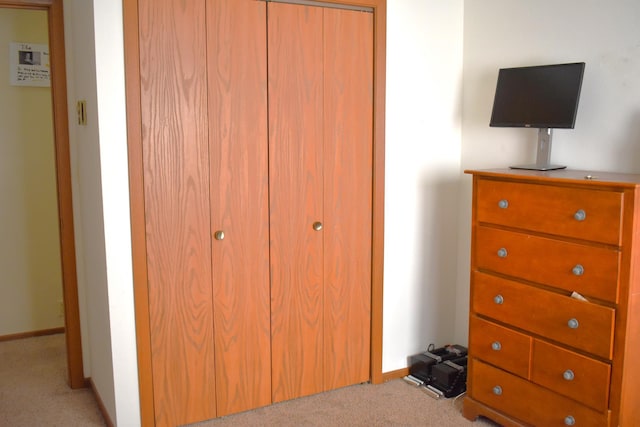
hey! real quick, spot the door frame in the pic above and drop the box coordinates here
[123,0,385,424]
[0,0,85,389]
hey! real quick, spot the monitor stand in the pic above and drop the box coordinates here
[509,128,566,171]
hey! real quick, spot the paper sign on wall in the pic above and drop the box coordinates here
[9,42,50,87]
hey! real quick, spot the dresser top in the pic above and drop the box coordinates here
[465,168,640,188]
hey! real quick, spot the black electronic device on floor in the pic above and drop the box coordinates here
[406,344,468,398]
[430,356,467,398]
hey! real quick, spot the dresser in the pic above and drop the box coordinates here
[463,169,640,427]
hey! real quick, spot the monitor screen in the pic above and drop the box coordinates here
[489,62,585,129]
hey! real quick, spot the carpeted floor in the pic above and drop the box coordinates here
[187,379,497,427]
[0,334,497,427]
[0,333,105,426]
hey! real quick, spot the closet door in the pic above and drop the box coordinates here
[268,3,325,403]
[139,0,215,425]
[323,7,373,391]
[207,0,271,417]
[268,2,374,402]
[140,0,271,423]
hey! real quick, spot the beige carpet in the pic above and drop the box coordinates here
[1,334,497,427]
[0,333,105,426]
[188,380,497,427]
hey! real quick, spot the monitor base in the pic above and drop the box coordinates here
[509,164,567,171]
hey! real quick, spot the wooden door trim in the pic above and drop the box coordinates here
[122,0,154,424]
[0,0,85,389]
[364,0,386,386]
[123,0,385,424]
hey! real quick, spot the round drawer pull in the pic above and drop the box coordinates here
[574,209,586,221]
[563,369,575,381]
[493,295,504,305]
[572,264,584,276]
[497,248,508,258]
[492,385,503,396]
[214,230,225,241]
[491,341,502,351]
[565,415,576,426]
[567,318,579,329]
[498,199,509,209]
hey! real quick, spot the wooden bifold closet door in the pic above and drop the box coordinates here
[135,0,373,425]
[268,2,373,403]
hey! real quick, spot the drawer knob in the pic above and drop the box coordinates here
[497,248,508,258]
[214,230,225,241]
[493,295,504,305]
[573,209,586,221]
[567,318,579,329]
[492,385,503,396]
[491,341,502,351]
[565,415,576,426]
[498,199,509,209]
[563,369,575,381]
[572,264,584,276]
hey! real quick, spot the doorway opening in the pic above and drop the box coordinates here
[0,0,84,389]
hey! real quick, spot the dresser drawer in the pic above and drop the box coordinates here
[469,359,609,427]
[469,315,531,379]
[475,226,620,303]
[532,339,611,412]
[472,272,615,359]
[476,178,623,245]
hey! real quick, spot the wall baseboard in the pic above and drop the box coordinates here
[382,367,409,382]
[0,327,65,342]
[88,377,115,427]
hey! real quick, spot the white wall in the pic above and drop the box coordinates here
[383,0,464,372]
[0,9,63,336]
[91,0,139,423]
[63,0,138,424]
[455,0,640,343]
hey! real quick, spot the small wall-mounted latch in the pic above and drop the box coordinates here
[77,100,87,125]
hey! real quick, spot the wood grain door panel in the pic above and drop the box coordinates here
[268,2,325,403]
[138,0,216,425]
[136,0,376,420]
[323,7,373,390]
[207,0,271,416]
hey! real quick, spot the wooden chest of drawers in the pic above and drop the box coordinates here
[463,169,640,427]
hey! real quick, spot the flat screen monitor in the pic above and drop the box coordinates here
[489,62,585,170]
[490,62,585,129]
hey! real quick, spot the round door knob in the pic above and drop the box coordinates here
[493,294,504,305]
[574,209,586,221]
[492,386,503,396]
[567,318,579,329]
[563,369,575,381]
[564,415,576,426]
[214,230,225,241]
[498,199,509,209]
[491,341,502,351]
[313,221,323,231]
[497,248,508,258]
[572,264,584,276]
